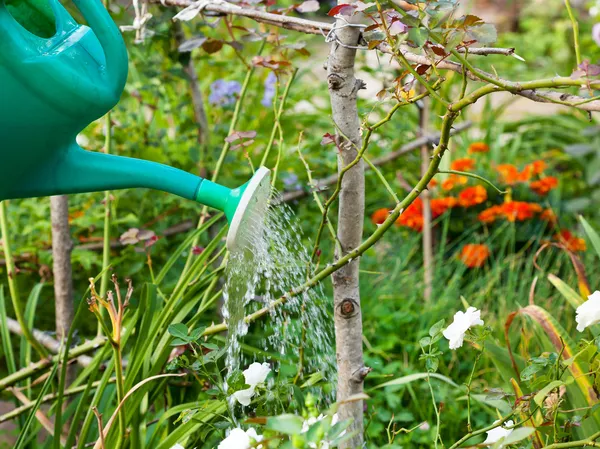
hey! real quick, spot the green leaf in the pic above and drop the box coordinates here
[534,380,565,406]
[520,363,546,381]
[429,319,445,337]
[580,216,600,261]
[169,338,188,346]
[189,326,206,341]
[426,357,439,373]
[466,23,497,45]
[502,427,536,445]
[168,323,189,340]
[419,336,431,347]
[548,274,584,309]
[266,414,304,435]
[374,372,458,389]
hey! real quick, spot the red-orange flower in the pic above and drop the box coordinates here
[501,201,542,222]
[478,205,503,224]
[468,142,490,153]
[540,208,557,223]
[428,178,439,189]
[396,198,424,231]
[459,244,490,268]
[450,158,476,172]
[555,230,586,252]
[442,174,468,191]
[478,201,542,223]
[431,197,457,217]
[496,164,521,185]
[528,160,546,175]
[530,176,558,195]
[458,185,487,208]
[371,208,391,225]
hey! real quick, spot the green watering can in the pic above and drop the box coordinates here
[0,0,271,250]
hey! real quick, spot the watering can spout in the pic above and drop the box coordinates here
[7,141,271,250]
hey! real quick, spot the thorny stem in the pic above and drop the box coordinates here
[0,202,47,358]
[450,77,600,112]
[448,410,519,449]
[543,431,600,448]
[563,0,582,67]
[438,170,506,194]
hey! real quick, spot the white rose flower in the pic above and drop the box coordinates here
[482,420,514,447]
[232,362,271,406]
[217,428,262,449]
[442,307,484,349]
[170,444,185,449]
[576,291,600,332]
[232,387,256,407]
[243,362,271,385]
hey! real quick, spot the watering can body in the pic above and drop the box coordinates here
[0,0,256,231]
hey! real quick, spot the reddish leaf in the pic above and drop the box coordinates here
[321,133,336,146]
[430,45,448,57]
[463,14,484,27]
[328,3,354,16]
[202,38,224,54]
[416,64,431,75]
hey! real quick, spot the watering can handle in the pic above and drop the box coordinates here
[71,0,128,107]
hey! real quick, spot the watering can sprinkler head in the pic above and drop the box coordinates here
[0,0,272,251]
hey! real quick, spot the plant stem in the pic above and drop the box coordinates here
[112,343,126,446]
[564,0,582,66]
[0,337,105,391]
[260,68,297,167]
[0,202,46,358]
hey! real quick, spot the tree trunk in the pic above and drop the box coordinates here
[50,195,74,342]
[327,7,367,447]
[419,98,433,302]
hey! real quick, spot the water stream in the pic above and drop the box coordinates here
[223,189,336,411]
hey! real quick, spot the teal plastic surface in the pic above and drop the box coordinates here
[0,0,248,219]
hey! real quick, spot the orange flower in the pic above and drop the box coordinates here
[431,197,457,217]
[468,142,490,154]
[540,208,557,223]
[396,198,424,231]
[530,176,558,195]
[371,208,391,225]
[458,185,487,208]
[528,160,546,175]
[478,205,503,224]
[501,201,542,222]
[459,244,490,268]
[442,174,468,191]
[478,201,542,223]
[555,230,586,252]
[450,158,476,172]
[428,178,438,189]
[496,164,521,185]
